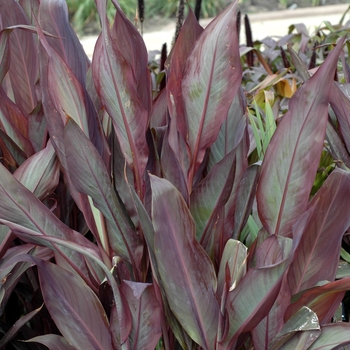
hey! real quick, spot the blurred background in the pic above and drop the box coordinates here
[66,0,349,35]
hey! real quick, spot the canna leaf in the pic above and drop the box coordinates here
[26,334,76,350]
[0,306,43,348]
[150,175,219,349]
[223,131,250,242]
[166,7,203,154]
[325,120,350,169]
[92,0,150,198]
[232,163,260,240]
[64,119,142,268]
[0,162,102,284]
[217,239,247,298]
[165,9,204,195]
[307,323,350,350]
[38,0,90,85]
[206,87,247,170]
[256,37,345,237]
[278,331,320,350]
[0,0,38,115]
[288,168,350,295]
[0,129,27,167]
[110,0,152,114]
[120,281,162,350]
[182,0,242,186]
[330,82,350,155]
[36,19,107,160]
[0,29,10,84]
[19,234,132,346]
[190,149,236,243]
[14,140,59,200]
[269,306,320,350]
[285,278,350,324]
[0,88,34,158]
[37,15,107,241]
[222,234,294,348]
[0,245,52,315]
[37,259,113,350]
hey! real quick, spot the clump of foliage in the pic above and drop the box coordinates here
[1,0,350,349]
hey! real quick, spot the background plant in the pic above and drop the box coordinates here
[0,0,350,349]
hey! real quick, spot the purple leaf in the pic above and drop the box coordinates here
[37,259,113,350]
[181,0,242,186]
[0,0,38,115]
[217,239,247,299]
[279,330,321,350]
[190,150,236,244]
[39,0,90,85]
[207,87,247,169]
[110,1,152,114]
[150,88,168,128]
[223,132,250,241]
[26,334,76,350]
[0,305,42,348]
[288,168,350,295]
[268,306,320,350]
[256,37,345,237]
[150,175,219,349]
[307,323,350,350]
[37,18,106,240]
[64,119,142,269]
[0,29,10,83]
[166,8,203,151]
[0,87,34,158]
[0,245,52,314]
[232,163,259,240]
[222,235,294,348]
[165,9,203,195]
[19,0,40,26]
[120,281,162,350]
[285,278,350,324]
[37,20,107,160]
[325,120,350,169]
[330,82,350,155]
[0,128,27,166]
[0,162,101,284]
[92,0,150,198]
[14,140,59,200]
[161,125,190,203]
[38,2,108,162]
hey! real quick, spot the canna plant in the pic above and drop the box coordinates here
[1,0,350,349]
